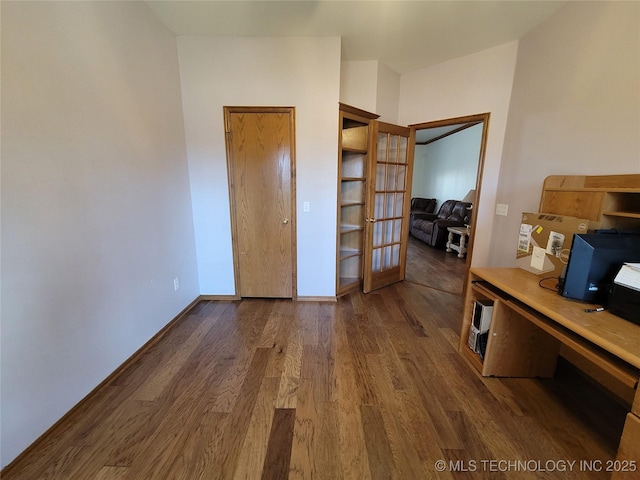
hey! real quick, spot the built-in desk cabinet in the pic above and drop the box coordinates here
[541,174,640,478]
[458,175,640,477]
[459,267,640,480]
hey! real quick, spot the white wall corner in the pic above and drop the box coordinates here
[339,60,379,114]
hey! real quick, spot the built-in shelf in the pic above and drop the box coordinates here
[338,276,360,289]
[341,125,369,152]
[540,175,640,230]
[339,247,362,260]
[336,104,379,296]
[340,225,364,233]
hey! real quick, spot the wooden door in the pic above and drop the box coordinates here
[363,122,414,293]
[224,107,296,298]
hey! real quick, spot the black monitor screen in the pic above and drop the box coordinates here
[561,233,640,303]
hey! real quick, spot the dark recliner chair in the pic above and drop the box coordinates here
[410,199,471,248]
[410,197,436,215]
[410,197,437,227]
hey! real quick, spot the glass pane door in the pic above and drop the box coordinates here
[364,122,414,293]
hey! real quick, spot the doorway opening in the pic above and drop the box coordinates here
[407,113,490,294]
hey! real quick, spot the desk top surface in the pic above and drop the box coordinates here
[470,267,640,370]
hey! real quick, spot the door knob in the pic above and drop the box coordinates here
[283,218,289,224]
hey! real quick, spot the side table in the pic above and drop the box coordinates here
[446,226,470,258]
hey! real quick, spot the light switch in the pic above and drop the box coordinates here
[496,204,509,216]
[303,201,310,212]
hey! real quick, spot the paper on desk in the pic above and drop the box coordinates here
[614,263,640,292]
[530,246,547,271]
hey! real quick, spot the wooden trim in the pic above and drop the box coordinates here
[402,127,416,281]
[0,296,202,477]
[296,296,338,302]
[409,113,489,130]
[290,109,298,300]
[200,294,240,301]
[224,107,242,299]
[338,102,380,120]
[374,121,411,136]
[223,105,296,115]
[415,121,482,145]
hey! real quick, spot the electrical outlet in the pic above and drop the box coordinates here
[303,201,310,212]
[495,204,509,216]
[173,278,180,291]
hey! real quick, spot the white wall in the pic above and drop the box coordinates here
[340,60,400,123]
[412,124,482,207]
[489,1,640,267]
[340,60,379,114]
[178,36,341,297]
[376,62,401,124]
[398,41,519,267]
[1,1,198,467]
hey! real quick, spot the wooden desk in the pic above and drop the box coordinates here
[459,268,640,478]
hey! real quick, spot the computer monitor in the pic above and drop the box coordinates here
[560,233,640,304]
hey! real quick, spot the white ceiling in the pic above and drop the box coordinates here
[146,0,566,74]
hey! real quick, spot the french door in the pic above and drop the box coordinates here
[363,122,415,293]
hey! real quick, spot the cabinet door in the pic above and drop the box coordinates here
[363,122,414,293]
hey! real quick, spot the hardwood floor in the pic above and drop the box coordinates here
[405,235,468,295]
[3,240,628,479]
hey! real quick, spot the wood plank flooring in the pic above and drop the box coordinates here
[3,240,628,479]
[405,236,467,295]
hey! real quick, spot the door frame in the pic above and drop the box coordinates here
[223,106,298,299]
[409,112,490,290]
